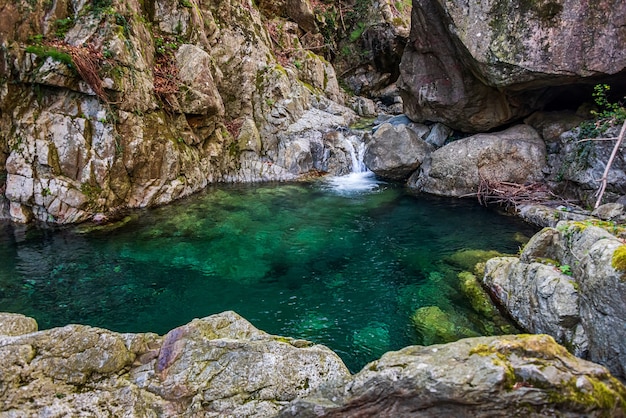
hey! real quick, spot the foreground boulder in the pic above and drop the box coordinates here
[0,311,350,417]
[409,124,546,196]
[484,221,626,380]
[1,312,625,416]
[398,0,626,132]
[280,334,626,417]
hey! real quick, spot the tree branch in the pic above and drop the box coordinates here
[594,119,626,209]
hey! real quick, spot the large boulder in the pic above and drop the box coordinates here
[409,124,547,196]
[364,122,433,180]
[484,221,626,380]
[279,334,626,417]
[0,311,350,417]
[398,0,626,132]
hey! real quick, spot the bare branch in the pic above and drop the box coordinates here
[594,119,626,209]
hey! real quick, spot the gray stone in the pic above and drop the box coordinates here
[424,122,452,148]
[0,311,350,417]
[175,44,225,116]
[592,203,625,221]
[410,124,546,196]
[279,334,626,417]
[364,122,433,181]
[484,257,586,356]
[484,221,626,380]
[398,0,626,132]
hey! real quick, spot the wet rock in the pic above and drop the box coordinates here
[279,334,626,417]
[411,305,480,345]
[410,124,546,196]
[444,249,505,273]
[364,122,432,181]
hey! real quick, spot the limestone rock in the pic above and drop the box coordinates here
[279,334,626,417]
[364,122,433,180]
[0,313,38,336]
[398,0,626,132]
[483,222,626,380]
[0,311,351,417]
[409,124,547,196]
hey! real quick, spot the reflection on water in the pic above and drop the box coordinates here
[0,179,536,372]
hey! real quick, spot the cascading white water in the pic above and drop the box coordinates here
[324,131,381,194]
[342,133,368,173]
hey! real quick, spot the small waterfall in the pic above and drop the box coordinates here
[324,131,381,194]
[342,134,368,174]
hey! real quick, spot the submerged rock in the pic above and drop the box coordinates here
[411,305,480,345]
[279,334,626,417]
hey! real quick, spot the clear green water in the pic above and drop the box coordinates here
[0,177,536,371]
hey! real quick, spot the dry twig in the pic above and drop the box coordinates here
[475,177,571,209]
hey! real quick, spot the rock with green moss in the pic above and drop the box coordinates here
[412,305,480,345]
[458,271,496,317]
[485,221,626,380]
[445,248,506,273]
[279,334,626,417]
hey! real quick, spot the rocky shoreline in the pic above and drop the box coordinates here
[1,311,625,417]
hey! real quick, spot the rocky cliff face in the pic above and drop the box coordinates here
[398,0,626,132]
[0,0,379,224]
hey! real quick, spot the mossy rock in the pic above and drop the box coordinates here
[458,271,498,318]
[411,306,480,345]
[444,249,505,273]
[612,245,626,272]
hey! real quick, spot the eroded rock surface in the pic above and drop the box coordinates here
[280,334,626,417]
[1,313,625,417]
[0,311,350,417]
[0,0,361,224]
[484,221,626,380]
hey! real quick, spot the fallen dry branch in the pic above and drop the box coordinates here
[475,178,570,209]
[47,40,109,102]
[153,54,180,97]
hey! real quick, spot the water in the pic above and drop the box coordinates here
[0,180,536,372]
